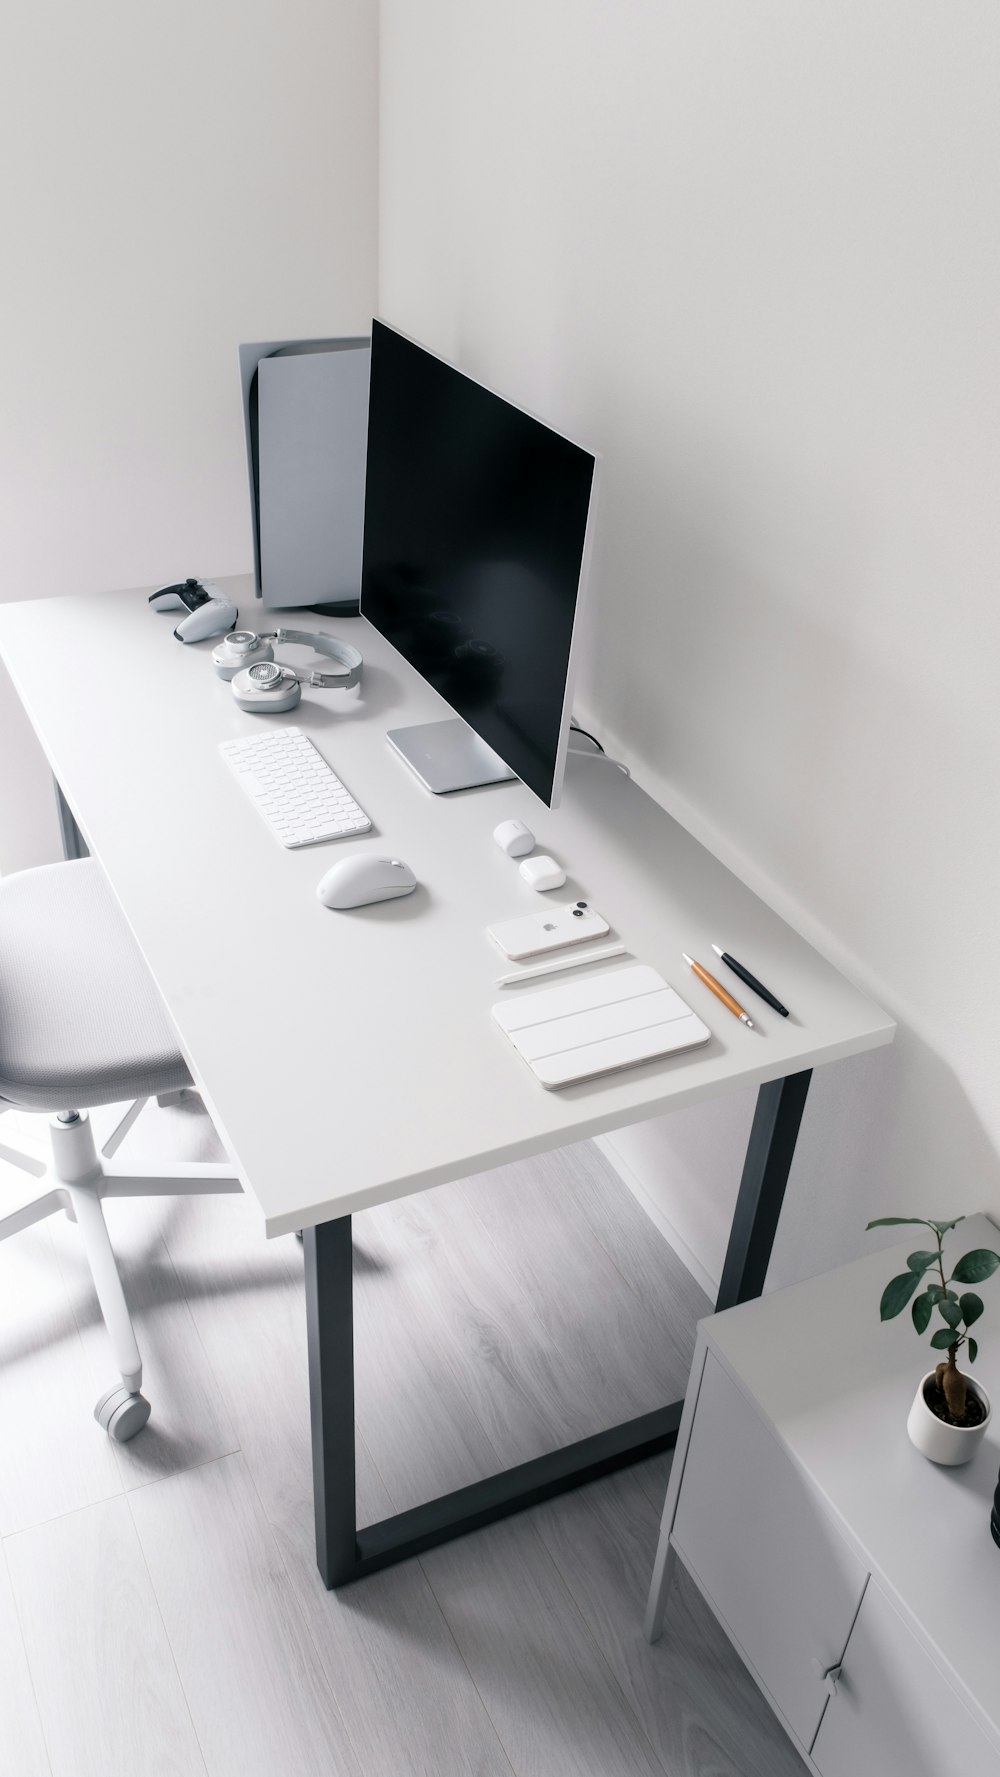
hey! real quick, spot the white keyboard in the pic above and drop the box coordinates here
[219,727,372,848]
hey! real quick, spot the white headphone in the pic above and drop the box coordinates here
[212,628,363,712]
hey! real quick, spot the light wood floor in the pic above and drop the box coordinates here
[0,1097,806,1777]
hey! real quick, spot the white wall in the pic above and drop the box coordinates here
[0,0,378,870]
[379,0,1000,1290]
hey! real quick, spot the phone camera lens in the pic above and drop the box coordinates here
[572,909,583,918]
[576,901,587,909]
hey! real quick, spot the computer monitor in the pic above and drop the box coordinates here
[360,320,597,808]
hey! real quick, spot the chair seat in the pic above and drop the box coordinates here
[0,859,190,1112]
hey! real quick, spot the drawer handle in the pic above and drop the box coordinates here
[811,1657,843,1698]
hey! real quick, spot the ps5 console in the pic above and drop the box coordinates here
[238,337,371,614]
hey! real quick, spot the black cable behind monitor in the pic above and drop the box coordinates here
[569,722,605,754]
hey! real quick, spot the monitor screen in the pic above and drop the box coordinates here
[360,321,597,806]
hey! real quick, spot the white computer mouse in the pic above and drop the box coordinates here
[316,853,417,910]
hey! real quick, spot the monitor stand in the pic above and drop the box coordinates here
[386,719,516,794]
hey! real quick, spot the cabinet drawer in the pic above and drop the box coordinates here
[812,1580,1000,1777]
[672,1351,867,1750]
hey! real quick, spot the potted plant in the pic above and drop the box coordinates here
[867,1214,999,1466]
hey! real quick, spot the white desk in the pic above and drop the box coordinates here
[0,577,894,1586]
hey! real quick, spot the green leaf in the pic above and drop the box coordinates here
[866,1218,934,1230]
[911,1291,934,1335]
[930,1327,956,1350]
[960,1293,984,1327]
[926,1284,945,1303]
[968,1337,978,1363]
[928,1218,965,1234]
[950,1250,1000,1285]
[879,1271,922,1321]
[939,1297,962,1328]
[906,1249,938,1273]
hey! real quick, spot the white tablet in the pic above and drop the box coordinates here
[492,964,712,1088]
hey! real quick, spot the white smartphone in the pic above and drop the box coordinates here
[487,901,611,961]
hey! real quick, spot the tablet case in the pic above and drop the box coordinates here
[492,964,711,1088]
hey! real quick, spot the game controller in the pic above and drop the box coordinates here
[148,578,239,643]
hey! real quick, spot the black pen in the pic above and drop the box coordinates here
[711,945,789,1017]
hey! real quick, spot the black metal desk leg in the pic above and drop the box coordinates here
[303,1217,357,1588]
[303,1205,680,1588]
[715,1070,812,1311]
[54,778,88,859]
[303,1071,812,1587]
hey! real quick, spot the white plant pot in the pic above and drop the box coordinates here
[906,1370,992,1466]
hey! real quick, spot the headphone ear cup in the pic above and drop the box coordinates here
[212,634,274,680]
[231,665,302,713]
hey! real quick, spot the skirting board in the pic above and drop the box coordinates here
[593,1133,719,1303]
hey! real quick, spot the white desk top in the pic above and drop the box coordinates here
[704,1214,1000,1752]
[0,578,894,1235]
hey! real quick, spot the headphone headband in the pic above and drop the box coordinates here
[264,628,363,690]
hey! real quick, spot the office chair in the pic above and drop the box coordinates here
[0,858,241,1441]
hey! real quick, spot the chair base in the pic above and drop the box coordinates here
[0,1103,241,1438]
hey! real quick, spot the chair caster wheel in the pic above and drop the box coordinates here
[94,1385,151,1442]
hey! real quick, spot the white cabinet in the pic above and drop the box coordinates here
[672,1353,867,1748]
[645,1213,1000,1777]
[812,1582,1000,1777]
